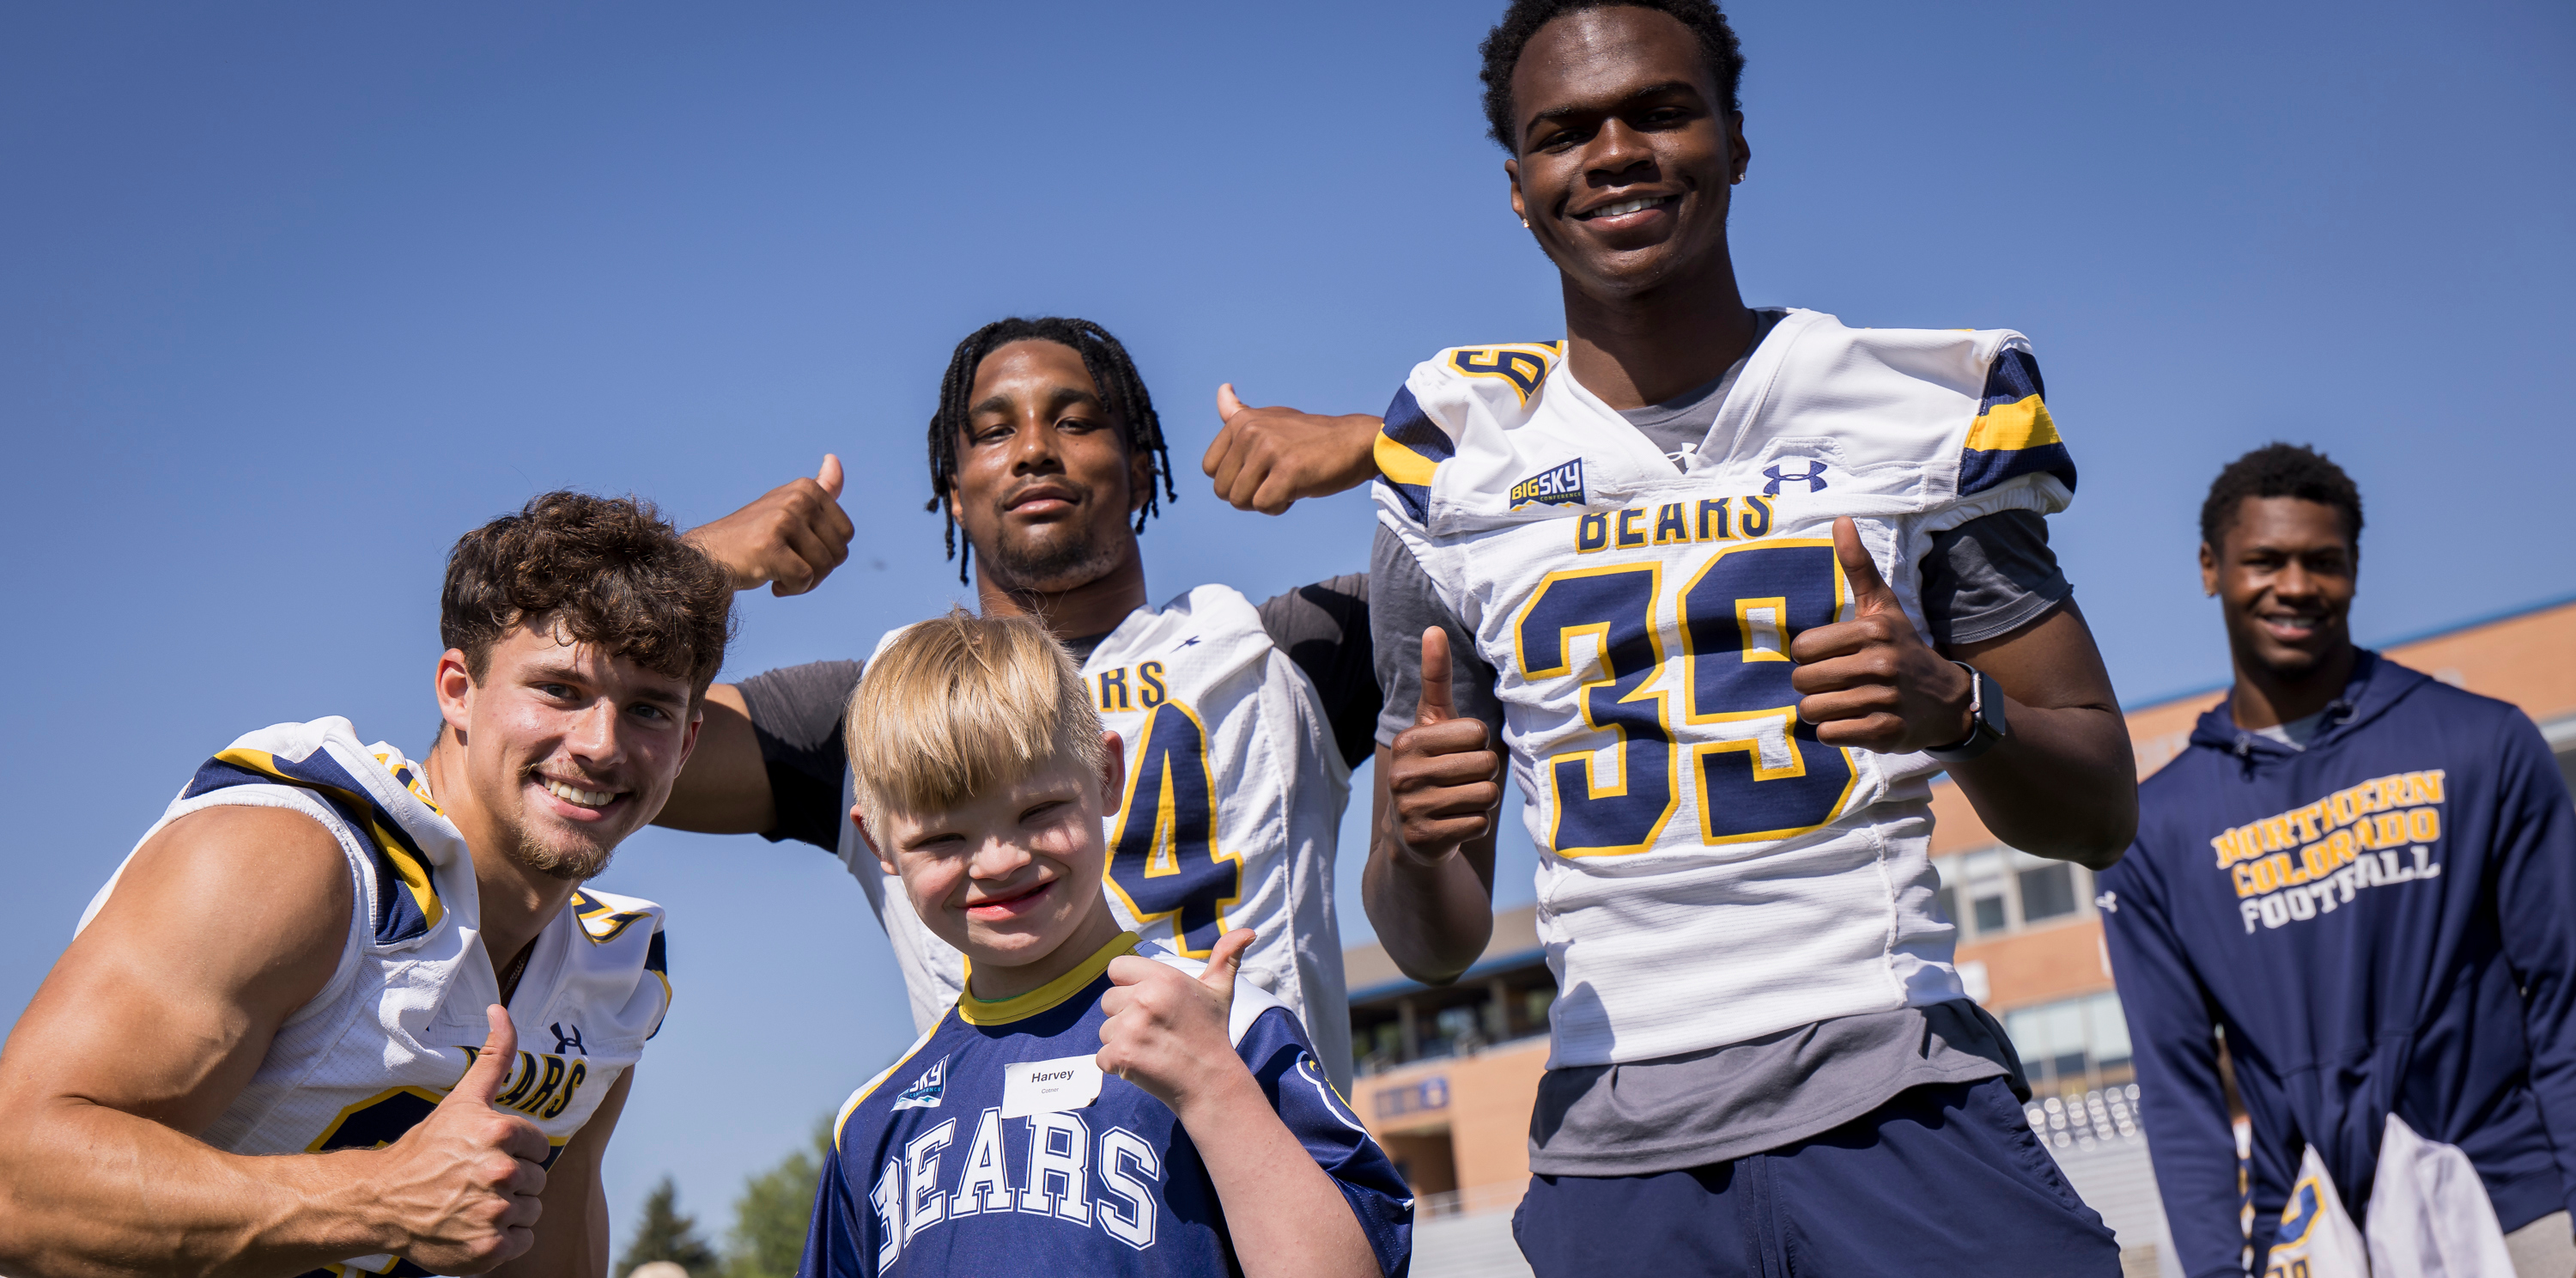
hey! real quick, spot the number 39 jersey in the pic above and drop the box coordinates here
[840,586,1357,1091]
[1372,308,2080,1068]
[79,717,672,1278]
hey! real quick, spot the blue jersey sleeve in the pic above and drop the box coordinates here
[799,1138,877,1278]
[2489,715,2576,1217]
[1236,1005,1414,1277]
[2100,839,2268,1278]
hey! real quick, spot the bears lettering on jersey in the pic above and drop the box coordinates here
[868,1110,1168,1261]
[808,934,1409,1278]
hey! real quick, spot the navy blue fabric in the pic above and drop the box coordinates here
[180,752,434,945]
[800,952,1412,1277]
[1511,1077,2117,1276]
[2099,652,2576,1278]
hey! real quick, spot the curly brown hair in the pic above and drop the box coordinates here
[440,491,735,696]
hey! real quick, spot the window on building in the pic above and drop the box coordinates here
[1934,847,2099,941]
[2019,861,2078,922]
[2003,991,2135,1098]
[1964,849,2009,933]
[1348,959,1558,1076]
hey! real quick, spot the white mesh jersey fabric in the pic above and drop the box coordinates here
[79,716,671,1276]
[1375,309,2075,1068]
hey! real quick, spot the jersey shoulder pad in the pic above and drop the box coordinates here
[569,887,663,945]
[1765,317,2073,503]
[1153,582,1259,628]
[177,716,454,946]
[1375,341,1563,523]
[1959,338,2075,498]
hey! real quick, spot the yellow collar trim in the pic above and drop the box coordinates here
[957,932,1139,1025]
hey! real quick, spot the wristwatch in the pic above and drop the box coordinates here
[1924,660,2008,764]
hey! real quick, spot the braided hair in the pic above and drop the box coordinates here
[924,317,1176,584]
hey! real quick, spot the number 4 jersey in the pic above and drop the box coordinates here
[1372,308,2078,1068]
[78,716,672,1278]
[842,586,1357,1091]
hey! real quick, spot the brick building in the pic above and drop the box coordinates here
[1346,597,2576,1278]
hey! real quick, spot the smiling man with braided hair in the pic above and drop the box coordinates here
[664,315,1392,1090]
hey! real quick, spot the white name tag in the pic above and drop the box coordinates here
[1000,1054,1105,1119]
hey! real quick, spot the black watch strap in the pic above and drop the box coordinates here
[1925,660,2008,764]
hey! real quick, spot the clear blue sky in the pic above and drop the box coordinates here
[4,0,2569,1244]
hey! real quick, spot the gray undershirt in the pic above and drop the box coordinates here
[1617,307,1789,468]
[2251,709,2330,751]
[1528,1001,2026,1175]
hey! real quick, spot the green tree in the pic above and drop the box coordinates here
[617,1175,720,1277]
[722,1117,835,1278]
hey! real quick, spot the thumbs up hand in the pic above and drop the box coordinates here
[1787,517,1977,754]
[1387,627,1504,864]
[1200,383,1382,514]
[684,454,856,596]
[363,1006,552,1273]
[1097,929,1260,1117]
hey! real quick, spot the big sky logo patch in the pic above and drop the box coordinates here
[1509,459,1585,510]
[893,1056,947,1111]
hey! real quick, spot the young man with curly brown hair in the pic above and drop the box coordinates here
[0,491,732,1278]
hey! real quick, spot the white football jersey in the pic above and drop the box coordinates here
[79,717,671,1278]
[835,585,1357,1091]
[1372,308,2077,1068]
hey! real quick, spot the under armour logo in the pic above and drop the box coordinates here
[1762,460,1829,495]
[550,1022,586,1056]
[2094,892,2117,915]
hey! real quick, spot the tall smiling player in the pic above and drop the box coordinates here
[661,317,1387,1089]
[1238,1,2146,1272]
[0,493,729,1277]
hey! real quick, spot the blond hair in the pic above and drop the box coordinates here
[845,608,1106,832]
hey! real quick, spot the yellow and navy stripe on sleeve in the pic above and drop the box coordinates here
[572,888,652,944]
[1373,385,1454,524]
[1959,348,2076,497]
[182,748,442,944]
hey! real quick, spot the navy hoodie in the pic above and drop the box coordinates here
[2099,651,2576,1278]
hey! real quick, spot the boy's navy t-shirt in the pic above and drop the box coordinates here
[800,933,1413,1277]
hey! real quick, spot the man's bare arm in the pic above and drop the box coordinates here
[1202,388,1382,514]
[1789,517,2133,868]
[0,806,549,1277]
[651,684,777,836]
[492,1066,634,1278]
[685,457,853,598]
[1943,599,2136,865]
[657,459,865,837]
[1363,629,1504,985]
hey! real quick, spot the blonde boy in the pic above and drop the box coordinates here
[800,612,1411,1278]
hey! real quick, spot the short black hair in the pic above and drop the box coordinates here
[2199,442,2364,552]
[923,317,1176,584]
[1479,0,1746,152]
